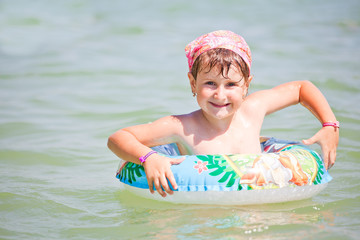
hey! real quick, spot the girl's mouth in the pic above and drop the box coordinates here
[210,102,231,108]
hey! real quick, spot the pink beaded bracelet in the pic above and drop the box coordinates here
[139,150,157,165]
[322,121,340,128]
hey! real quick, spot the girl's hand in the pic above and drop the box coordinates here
[143,155,185,197]
[302,127,339,170]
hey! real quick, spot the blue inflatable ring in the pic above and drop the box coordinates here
[116,137,332,205]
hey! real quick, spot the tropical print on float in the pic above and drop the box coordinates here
[116,137,329,191]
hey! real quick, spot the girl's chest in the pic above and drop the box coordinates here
[180,126,262,155]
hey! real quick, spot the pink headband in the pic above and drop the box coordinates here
[185,30,252,73]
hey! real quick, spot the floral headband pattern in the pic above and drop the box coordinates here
[185,30,252,73]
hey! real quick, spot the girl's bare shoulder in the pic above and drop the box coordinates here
[171,110,204,132]
[152,112,199,132]
[173,110,202,123]
[241,91,269,115]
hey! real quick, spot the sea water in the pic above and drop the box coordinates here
[0,0,359,239]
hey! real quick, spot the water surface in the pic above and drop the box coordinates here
[1,0,359,239]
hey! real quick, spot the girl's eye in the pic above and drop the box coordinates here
[227,82,238,87]
[205,81,216,86]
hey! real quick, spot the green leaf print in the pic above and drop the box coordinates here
[218,172,232,183]
[119,162,144,184]
[225,172,237,188]
[197,155,239,188]
[197,155,213,162]
[309,151,325,185]
[209,167,226,176]
[135,167,142,177]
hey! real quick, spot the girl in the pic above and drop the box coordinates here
[108,30,339,198]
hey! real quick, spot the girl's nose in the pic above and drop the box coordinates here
[214,86,226,99]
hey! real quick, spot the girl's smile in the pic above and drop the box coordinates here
[209,102,231,108]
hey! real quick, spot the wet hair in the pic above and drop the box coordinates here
[191,48,250,83]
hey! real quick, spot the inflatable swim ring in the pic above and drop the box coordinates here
[116,137,332,205]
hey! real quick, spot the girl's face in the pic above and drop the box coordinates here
[189,64,251,121]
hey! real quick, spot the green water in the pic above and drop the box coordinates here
[1,0,359,239]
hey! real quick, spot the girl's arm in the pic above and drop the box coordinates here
[251,80,339,169]
[296,81,339,170]
[108,115,184,197]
